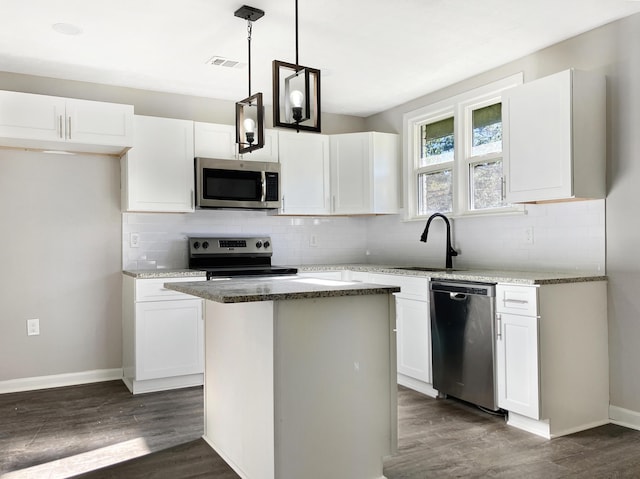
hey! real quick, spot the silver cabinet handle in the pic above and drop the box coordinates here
[191,189,194,209]
[67,116,71,139]
[496,313,502,340]
[59,115,63,139]
[504,298,528,304]
[281,195,285,213]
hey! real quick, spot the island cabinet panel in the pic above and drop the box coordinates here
[121,115,195,212]
[203,294,397,479]
[495,281,609,438]
[122,275,205,394]
[0,90,133,155]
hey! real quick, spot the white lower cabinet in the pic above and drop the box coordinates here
[495,281,609,438]
[495,311,539,419]
[122,275,205,394]
[396,296,431,383]
[368,272,436,396]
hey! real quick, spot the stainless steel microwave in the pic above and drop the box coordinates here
[195,157,281,210]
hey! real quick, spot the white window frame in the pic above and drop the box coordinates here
[403,73,524,221]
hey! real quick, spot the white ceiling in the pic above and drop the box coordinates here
[1,0,639,117]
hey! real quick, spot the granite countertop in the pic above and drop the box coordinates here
[163,276,401,304]
[123,269,207,279]
[123,264,606,286]
[298,264,607,285]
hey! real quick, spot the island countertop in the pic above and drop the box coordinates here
[164,276,401,303]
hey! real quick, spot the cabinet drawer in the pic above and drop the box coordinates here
[496,284,538,316]
[135,277,205,302]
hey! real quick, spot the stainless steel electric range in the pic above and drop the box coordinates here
[188,236,298,279]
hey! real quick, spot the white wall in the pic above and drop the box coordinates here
[365,13,640,414]
[0,150,122,381]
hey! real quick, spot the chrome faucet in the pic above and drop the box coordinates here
[420,213,458,269]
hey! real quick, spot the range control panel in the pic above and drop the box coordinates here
[189,236,272,256]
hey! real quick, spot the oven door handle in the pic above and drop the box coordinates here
[260,171,266,202]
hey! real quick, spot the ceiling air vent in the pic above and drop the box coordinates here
[206,56,246,69]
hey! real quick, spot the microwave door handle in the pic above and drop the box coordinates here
[261,172,266,202]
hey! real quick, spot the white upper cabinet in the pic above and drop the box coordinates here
[502,69,606,203]
[239,129,279,163]
[122,115,195,212]
[330,132,399,214]
[0,90,133,155]
[194,122,236,159]
[194,121,279,163]
[278,131,331,215]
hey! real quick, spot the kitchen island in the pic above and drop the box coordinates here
[165,276,400,479]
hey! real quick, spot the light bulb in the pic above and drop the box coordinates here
[243,118,256,133]
[289,90,304,108]
[290,90,304,122]
[243,118,256,145]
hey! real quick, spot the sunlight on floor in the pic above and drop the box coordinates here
[1,437,151,479]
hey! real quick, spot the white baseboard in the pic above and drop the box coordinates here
[0,368,123,394]
[610,405,640,431]
[397,374,438,398]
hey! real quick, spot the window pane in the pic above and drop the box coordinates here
[471,160,506,210]
[420,117,454,166]
[472,103,501,156]
[418,169,452,215]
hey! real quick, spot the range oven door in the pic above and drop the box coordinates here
[195,157,280,209]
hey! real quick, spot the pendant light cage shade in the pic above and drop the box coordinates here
[234,5,265,154]
[236,92,265,154]
[273,60,321,132]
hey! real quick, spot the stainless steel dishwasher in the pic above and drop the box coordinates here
[429,280,498,411]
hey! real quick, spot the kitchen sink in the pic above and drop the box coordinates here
[393,266,465,272]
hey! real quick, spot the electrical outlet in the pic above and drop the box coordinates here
[27,318,40,336]
[309,235,318,247]
[524,227,534,245]
[130,233,140,248]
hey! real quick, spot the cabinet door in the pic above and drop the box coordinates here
[496,312,540,419]
[65,98,133,147]
[239,129,279,162]
[503,70,572,202]
[135,299,204,380]
[278,131,330,215]
[0,91,65,141]
[123,115,195,212]
[194,122,236,159]
[396,296,431,383]
[330,133,370,214]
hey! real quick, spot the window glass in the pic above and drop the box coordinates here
[418,169,452,215]
[420,117,454,167]
[471,160,506,210]
[471,104,502,157]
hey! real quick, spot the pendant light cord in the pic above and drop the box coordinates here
[247,20,253,97]
[294,0,299,67]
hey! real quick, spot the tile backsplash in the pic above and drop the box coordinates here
[123,199,605,274]
[122,210,368,270]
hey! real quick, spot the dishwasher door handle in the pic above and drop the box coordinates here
[450,292,467,301]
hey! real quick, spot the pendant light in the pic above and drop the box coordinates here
[235,5,265,154]
[273,0,321,132]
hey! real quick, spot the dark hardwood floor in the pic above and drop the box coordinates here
[2,380,640,478]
